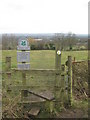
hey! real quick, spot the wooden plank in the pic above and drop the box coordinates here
[28,90,54,101]
[19,99,46,104]
[11,69,56,75]
[28,107,40,116]
[37,91,54,100]
[22,72,26,85]
[8,85,54,90]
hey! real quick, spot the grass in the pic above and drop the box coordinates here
[2,50,88,70]
[2,50,88,118]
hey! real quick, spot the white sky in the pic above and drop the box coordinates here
[0,0,89,34]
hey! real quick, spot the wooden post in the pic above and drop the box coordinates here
[60,64,65,104]
[22,71,26,85]
[54,43,62,110]
[55,43,61,70]
[67,56,72,106]
[6,72,11,92]
[21,71,28,100]
[73,57,75,62]
[6,57,11,71]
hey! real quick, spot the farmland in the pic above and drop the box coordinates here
[2,50,88,70]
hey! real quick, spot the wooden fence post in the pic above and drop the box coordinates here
[6,72,11,92]
[67,56,72,106]
[21,71,28,100]
[60,64,65,104]
[22,71,26,85]
[54,43,62,110]
[6,57,11,71]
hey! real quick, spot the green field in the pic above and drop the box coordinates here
[2,50,88,70]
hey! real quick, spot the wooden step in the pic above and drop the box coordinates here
[28,107,40,116]
[28,90,55,101]
[19,99,46,104]
[19,95,46,104]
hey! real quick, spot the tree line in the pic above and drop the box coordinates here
[2,33,87,50]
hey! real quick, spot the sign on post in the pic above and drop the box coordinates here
[17,51,30,62]
[17,63,30,70]
[17,39,30,70]
[17,39,30,50]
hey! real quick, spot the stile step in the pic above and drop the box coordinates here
[28,107,40,116]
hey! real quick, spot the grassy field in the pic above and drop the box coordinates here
[2,50,88,70]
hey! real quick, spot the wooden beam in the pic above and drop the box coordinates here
[55,43,61,70]
[28,90,55,101]
[7,85,54,90]
[67,56,72,106]
[54,43,62,110]
[11,69,56,76]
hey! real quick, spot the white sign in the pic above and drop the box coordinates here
[17,51,30,62]
[17,46,30,50]
[17,39,30,70]
[57,50,61,55]
[19,40,28,47]
[18,63,30,70]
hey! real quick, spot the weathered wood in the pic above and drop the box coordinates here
[55,43,61,70]
[55,43,61,87]
[21,90,28,97]
[54,43,62,110]
[6,57,11,71]
[6,72,12,91]
[67,56,72,106]
[7,85,54,90]
[11,68,56,76]
[61,65,65,88]
[21,72,28,99]
[60,64,65,103]
[28,107,40,116]
[22,71,26,85]
[19,98,46,104]
[28,90,54,101]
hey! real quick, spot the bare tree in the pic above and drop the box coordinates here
[2,34,17,50]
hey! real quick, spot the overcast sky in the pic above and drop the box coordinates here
[0,0,88,34]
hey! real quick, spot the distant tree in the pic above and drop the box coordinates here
[49,43,55,50]
[28,37,36,45]
[66,32,77,50]
[53,32,78,51]
[31,44,36,50]
[2,34,9,50]
[2,34,17,50]
[54,33,66,50]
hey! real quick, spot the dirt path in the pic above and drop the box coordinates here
[57,108,88,118]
